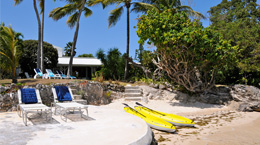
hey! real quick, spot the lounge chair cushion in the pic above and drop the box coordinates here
[54,86,72,102]
[21,88,38,104]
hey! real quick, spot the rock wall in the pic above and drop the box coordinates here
[0,81,124,112]
[1,82,259,112]
[143,83,260,112]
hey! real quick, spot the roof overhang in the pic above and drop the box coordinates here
[58,57,102,67]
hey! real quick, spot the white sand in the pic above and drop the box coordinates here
[103,99,260,145]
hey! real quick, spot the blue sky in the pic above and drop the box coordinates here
[1,0,225,58]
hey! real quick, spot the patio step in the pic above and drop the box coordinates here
[124,86,142,101]
[124,97,143,101]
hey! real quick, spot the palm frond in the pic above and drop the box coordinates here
[177,5,206,20]
[88,0,105,8]
[83,7,93,18]
[67,12,79,28]
[0,26,20,70]
[131,2,154,13]
[108,6,124,28]
[49,3,77,21]
[103,0,123,9]
[38,0,45,14]
[14,0,23,6]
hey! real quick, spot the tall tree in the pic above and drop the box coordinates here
[90,0,204,80]
[89,0,154,80]
[0,26,23,83]
[14,0,45,72]
[137,9,237,93]
[50,0,92,76]
[208,0,260,86]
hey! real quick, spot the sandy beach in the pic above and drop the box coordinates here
[1,97,259,145]
[103,99,260,145]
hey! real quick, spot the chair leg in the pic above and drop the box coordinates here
[65,109,68,122]
[80,108,82,118]
[54,106,57,115]
[17,105,21,117]
[85,108,89,117]
[22,111,27,126]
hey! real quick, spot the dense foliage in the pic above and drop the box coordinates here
[20,40,58,76]
[137,9,237,92]
[208,0,260,87]
[96,48,125,80]
[78,53,94,57]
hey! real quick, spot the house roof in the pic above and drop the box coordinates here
[58,57,102,67]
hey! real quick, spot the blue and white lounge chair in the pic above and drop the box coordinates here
[52,86,88,122]
[34,68,44,79]
[56,70,76,79]
[17,88,52,126]
[45,69,62,79]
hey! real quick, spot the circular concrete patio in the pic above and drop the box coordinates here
[0,106,153,145]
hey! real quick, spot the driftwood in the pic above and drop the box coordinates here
[153,47,215,93]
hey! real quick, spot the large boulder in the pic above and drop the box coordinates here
[230,85,260,112]
[230,85,260,102]
[198,86,232,105]
[82,81,112,105]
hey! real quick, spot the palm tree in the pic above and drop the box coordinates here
[14,0,45,71]
[49,0,92,76]
[0,26,23,83]
[89,0,152,80]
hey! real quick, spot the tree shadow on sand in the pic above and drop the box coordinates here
[168,101,223,109]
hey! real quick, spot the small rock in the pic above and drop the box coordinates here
[159,84,166,90]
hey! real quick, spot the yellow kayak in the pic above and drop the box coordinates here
[135,102,195,127]
[123,103,176,132]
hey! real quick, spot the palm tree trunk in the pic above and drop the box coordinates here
[33,0,41,69]
[40,0,45,73]
[67,0,86,76]
[124,7,130,80]
[12,66,17,83]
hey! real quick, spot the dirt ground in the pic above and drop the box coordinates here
[0,79,83,86]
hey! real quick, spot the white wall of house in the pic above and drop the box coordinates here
[53,45,102,79]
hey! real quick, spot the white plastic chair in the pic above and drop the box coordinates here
[33,68,45,79]
[17,88,52,126]
[52,86,88,122]
[45,69,62,79]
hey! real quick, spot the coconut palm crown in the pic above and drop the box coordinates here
[49,0,92,28]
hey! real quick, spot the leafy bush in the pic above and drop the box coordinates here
[137,8,237,92]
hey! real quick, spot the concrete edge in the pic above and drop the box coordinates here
[129,124,153,145]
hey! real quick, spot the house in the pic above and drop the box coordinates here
[53,45,102,79]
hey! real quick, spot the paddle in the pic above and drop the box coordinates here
[135,102,166,116]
